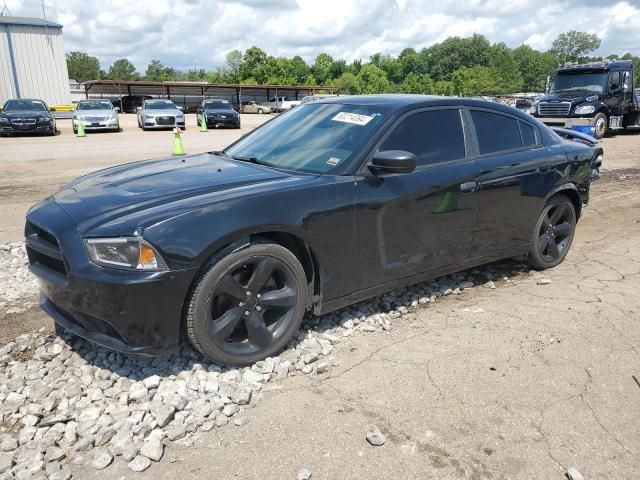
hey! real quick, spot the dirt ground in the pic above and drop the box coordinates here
[1,119,640,479]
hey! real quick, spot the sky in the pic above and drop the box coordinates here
[6,0,640,72]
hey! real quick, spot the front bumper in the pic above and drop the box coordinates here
[536,117,593,128]
[204,117,240,128]
[73,118,119,131]
[143,117,186,129]
[26,200,196,356]
[0,124,54,134]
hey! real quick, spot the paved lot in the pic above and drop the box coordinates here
[0,113,272,243]
[0,121,639,479]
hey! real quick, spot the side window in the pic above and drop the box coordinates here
[379,109,465,167]
[471,110,522,155]
[519,121,537,148]
[609,71,621,91]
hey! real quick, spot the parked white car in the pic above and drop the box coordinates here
[268,96,301,112]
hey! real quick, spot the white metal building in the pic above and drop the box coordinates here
[0,16,71,106]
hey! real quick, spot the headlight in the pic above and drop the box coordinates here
[38,117,52,124]
[575,105,595,115]
[0,117,9,124]
[107,114,117,121]
[586,95,599,102]
[144,115,155,120]
[85,237,167,271]
[529,103,537,114]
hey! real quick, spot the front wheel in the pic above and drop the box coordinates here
[185,243,308,366]
[527,194,576,270]
[593,112,608,139]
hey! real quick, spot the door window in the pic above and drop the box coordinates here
[379,109,465,166]
[519,121,538,148]
[471,110,522,155]
[608,71,622,91]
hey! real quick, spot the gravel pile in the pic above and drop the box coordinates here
[0,241,528,478]
[0,243,39,315]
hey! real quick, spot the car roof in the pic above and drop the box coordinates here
[315,94,531,117]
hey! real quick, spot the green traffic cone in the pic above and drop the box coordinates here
[200,113,208,132]
[172,128,185,156]
[435,191,457,213]
[76,118,86,137]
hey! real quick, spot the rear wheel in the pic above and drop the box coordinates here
[527,194,576,270]
[185,243,308,366]
[257,108,264,114]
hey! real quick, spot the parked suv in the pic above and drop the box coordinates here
[137,99,186,130]
[0,99,56,136]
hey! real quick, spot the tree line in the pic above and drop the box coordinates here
[67,31,640,96]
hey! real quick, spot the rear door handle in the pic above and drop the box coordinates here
[460,181,477,193]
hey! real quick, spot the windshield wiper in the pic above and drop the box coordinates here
[222,152,274,168]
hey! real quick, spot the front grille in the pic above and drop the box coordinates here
[156,116,175,125]
[84,116,106,123]
[538,102,571,117]
[25,221,67,276]
[10,118,37,125]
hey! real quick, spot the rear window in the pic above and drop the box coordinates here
[471,110,522,155]
[379,109,465,166]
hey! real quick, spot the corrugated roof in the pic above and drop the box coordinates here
[0,16,63,29]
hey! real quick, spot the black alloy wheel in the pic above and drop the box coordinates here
[185,243,308,366]
[528,194,576,269]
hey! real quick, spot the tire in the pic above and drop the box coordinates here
[185,242,308,366]
[257,109,263,115]
[593,112,608,139]
[73,127,77,134]
[527,194,576,270]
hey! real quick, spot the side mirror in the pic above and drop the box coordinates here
[115,107,121,113]
[197,108,202,113]
[136,106,142,112]
[370,150,416,174]
[545,75,551,94]
[49,107,55,112]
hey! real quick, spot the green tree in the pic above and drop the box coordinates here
[184,68,208,81]
[312,53,334,84]
[433,80,454,96]
[241,46,268,82]
[399,72,434,94]
[290,56,310,84]
[145,60,174,81]
[452,66,498,96]
[356,64,390,93]
[66,51,101,82]
[107,59,139,80]
[551,31,601,64]
[225,49,243,83]
[513,45,559,91]
[379,55,403,84]
[333,72,361,94]
[424,34,491,81]
[488,43,524,93]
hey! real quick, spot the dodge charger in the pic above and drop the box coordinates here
[25,95,603,366]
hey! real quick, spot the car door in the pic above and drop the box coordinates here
[605,70,624,115]
[468,108,559,258]
[353,107,481,290]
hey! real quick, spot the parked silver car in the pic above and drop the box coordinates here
[137,99,186,130]
[72,100,120,133]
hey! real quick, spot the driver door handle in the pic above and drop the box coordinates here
[460,181,477,193]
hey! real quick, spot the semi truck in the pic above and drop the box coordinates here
[531,60,640,139]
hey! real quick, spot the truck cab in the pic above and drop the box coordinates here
[531,60,640,139]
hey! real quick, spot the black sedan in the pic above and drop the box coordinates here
[0,99,57,136]
[25,95,603,366]
[197,99,241,129]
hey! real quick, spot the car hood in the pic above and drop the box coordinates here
[1,110,52,119]
[540,91,601,103]
[205,109,237,115]
[51,153,297,233]
[142,109,182,116]
[74,109,115,115]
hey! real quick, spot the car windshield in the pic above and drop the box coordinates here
[76,101,113,110]
[145,100,175,109]
[225,103,387,174]
[204,100,232,110]
[3,100,47,112]
[550,72,608,93]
